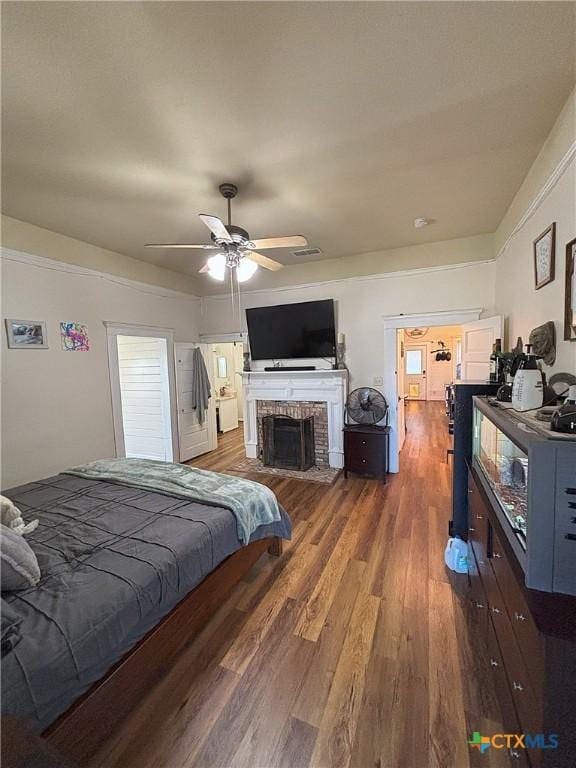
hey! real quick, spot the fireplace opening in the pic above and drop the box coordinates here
[262,415,315,471]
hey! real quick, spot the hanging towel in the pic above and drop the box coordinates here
[191,346,211,424]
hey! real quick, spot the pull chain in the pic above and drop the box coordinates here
[229,267,235,327]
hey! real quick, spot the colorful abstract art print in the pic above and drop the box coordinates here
[60,322,90,351]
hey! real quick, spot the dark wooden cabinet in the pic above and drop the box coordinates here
[343,424,390,482]
[449,382,500,538]
[466,466,576,767]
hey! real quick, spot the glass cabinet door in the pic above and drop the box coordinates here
[473,407,529,546]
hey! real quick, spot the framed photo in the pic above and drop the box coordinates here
[565,237,576,342]
[5,319,48,348]
[533,223,556,290]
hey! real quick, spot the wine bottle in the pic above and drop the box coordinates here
[489,342,497,382]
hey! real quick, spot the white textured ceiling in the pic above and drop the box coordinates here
[2,1,575,293]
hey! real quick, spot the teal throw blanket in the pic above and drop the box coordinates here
[65,458,281,545]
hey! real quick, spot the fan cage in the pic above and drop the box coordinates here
[344,387,389,427]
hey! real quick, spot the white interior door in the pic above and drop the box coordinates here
[405,345,427,400]
[461,316,503,381]
[175,343,217,461]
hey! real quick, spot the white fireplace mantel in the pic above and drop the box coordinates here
[239,370,348,468]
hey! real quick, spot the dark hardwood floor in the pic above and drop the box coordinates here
[90,402,512,768]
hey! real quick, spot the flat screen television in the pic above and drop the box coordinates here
[246,299,336,360]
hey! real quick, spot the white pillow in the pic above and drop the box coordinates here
[1,524,40,591]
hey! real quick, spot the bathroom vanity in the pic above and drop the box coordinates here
[216,394,238,433]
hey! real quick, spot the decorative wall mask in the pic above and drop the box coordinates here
[529,321,556,366]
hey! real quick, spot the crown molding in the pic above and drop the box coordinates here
[199,332,247,344]
[382,308,482,329]
[201,259,495,302]
[0,247,200,302]
[496,138,576,260]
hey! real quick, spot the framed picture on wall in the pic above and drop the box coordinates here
[565,237,576,342]
[5,319,48,348]
[533,222,556,290]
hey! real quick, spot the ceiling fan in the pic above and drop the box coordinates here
[146,183,307,282]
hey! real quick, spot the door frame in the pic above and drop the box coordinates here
[382,308,484,473]
[104,322,180,462]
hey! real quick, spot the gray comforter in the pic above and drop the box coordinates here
[65,457,281,545]
[1,473,291,731]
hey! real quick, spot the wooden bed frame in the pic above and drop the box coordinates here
[42,536,283,765]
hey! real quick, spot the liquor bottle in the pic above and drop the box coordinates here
[489,339,503,383]
[495,338,504,383]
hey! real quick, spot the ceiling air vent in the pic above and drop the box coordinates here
[292,247,323,258]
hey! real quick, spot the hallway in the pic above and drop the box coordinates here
[91,401,510,768]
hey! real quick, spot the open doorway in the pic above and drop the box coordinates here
[399,325,463,461]
[211,342,245,438]
[402,325,463,402]
[383,310,503,471]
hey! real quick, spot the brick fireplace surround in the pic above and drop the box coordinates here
[239,370,348,469]
[256,400,329,468]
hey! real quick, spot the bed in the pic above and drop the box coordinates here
[1,469,290,763]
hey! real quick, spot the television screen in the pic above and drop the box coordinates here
[246,299,336,360]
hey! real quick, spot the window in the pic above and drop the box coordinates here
[405,349,423,375]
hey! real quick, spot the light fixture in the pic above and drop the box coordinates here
[207,253,226,281]
[236,258,258,283]
[414,217,432,229]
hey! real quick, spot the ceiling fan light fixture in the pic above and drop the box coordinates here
[237,257,258,282]
[207,253,226,281]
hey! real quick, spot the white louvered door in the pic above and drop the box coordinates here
[116,335,174,461]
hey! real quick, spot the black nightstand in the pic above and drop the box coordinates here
[343,424,390,483]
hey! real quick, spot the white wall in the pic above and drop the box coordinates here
[494,87,576,374]
[199,260,497,393]
[1,250,200,488]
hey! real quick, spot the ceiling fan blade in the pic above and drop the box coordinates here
[249,235,307,249]
[199,214,232,243]
[244,251,284,271]
[145,243,217,249]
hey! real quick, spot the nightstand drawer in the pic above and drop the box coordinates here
[346,450,382,475]
[344,431,382,451]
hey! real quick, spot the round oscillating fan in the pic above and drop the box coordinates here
[345,387,389,426]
